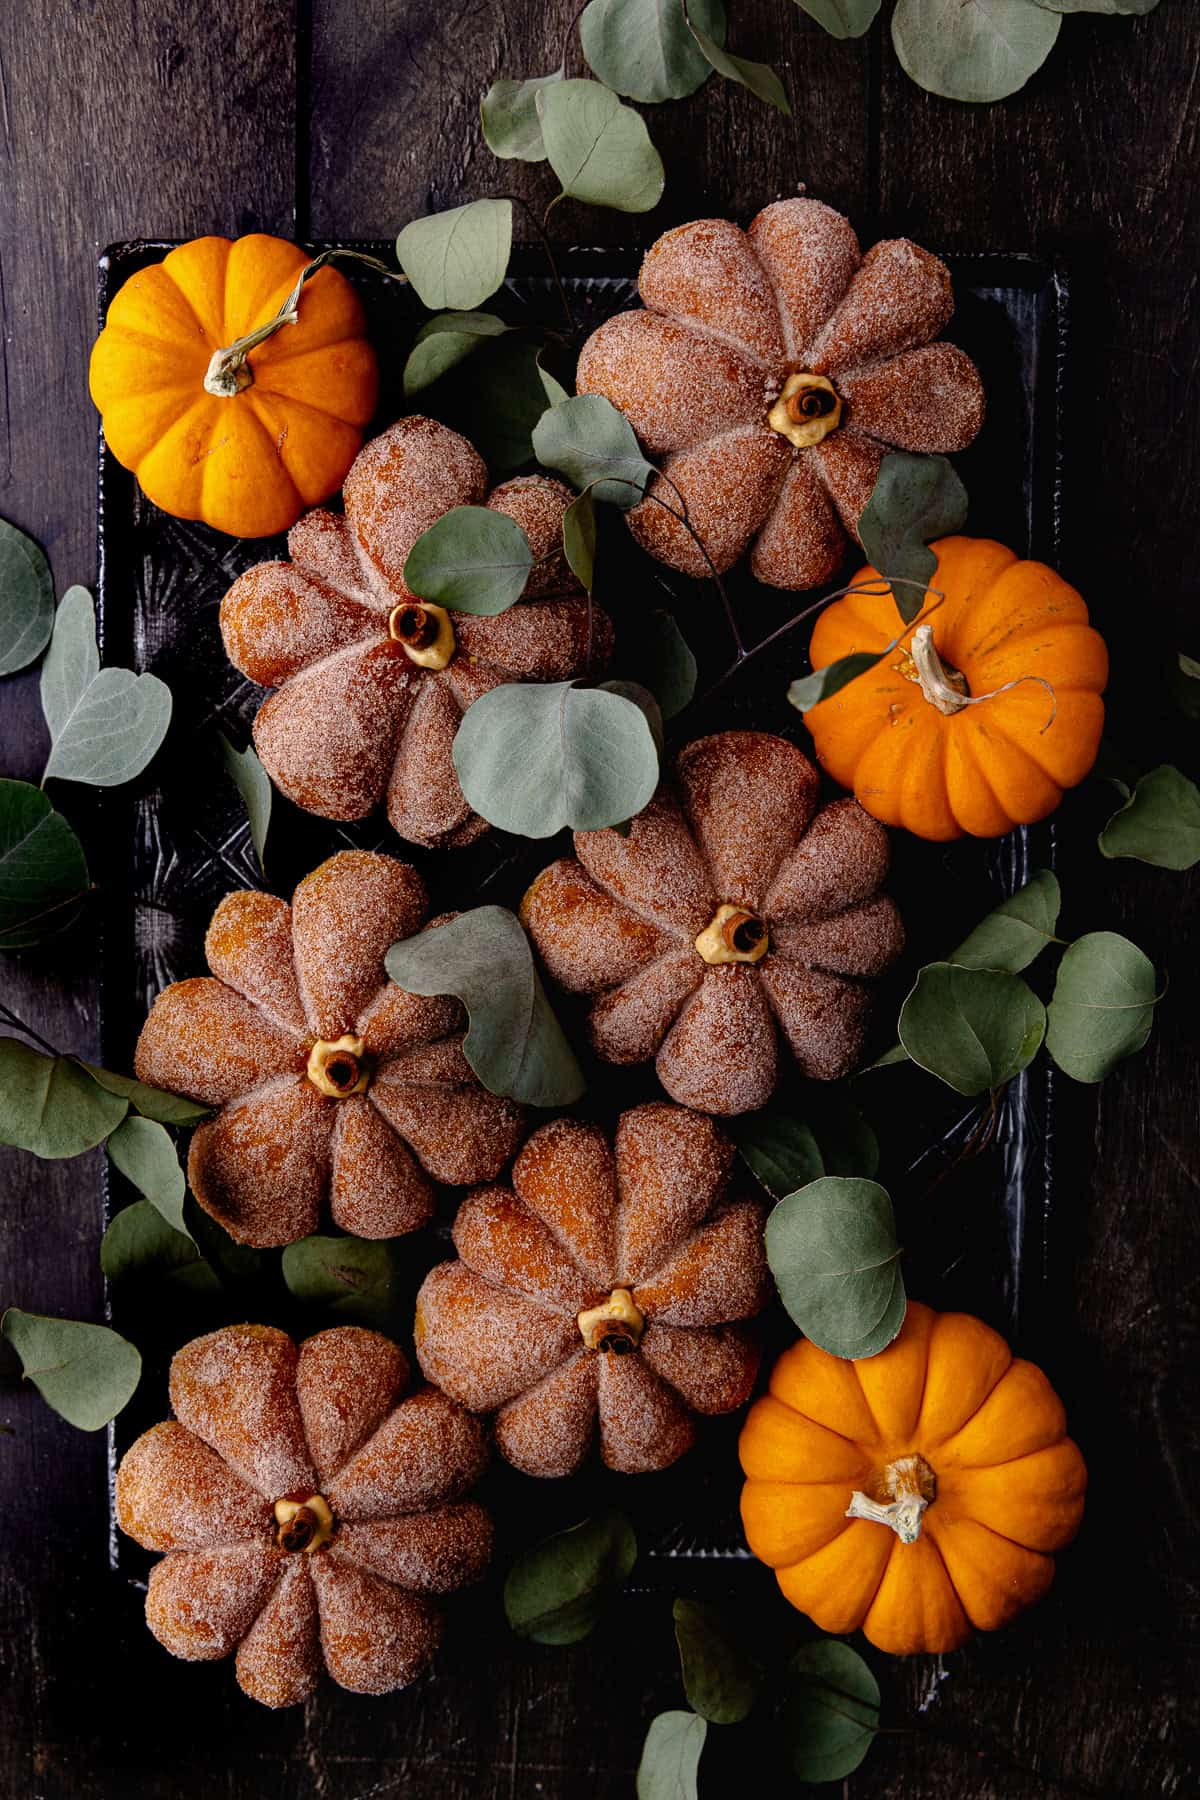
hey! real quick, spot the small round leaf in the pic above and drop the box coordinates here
[538,80,665,214]
[1045,931,1159,1083]
[636,1712,707,1800]
[1098,765,1200,871]
[686,22,792,114]
[101,1202,217,1291]
[580,0,726,104]
[899,963,1047,1096]
[481,72,563,161]
[403,312,512,397]
[0,516,54,676]
[218,733,271,873]
[106,1114,188,1234]
[504,1512,637,1645]
[0,1039,128,1157]
[404,507,533,616]
[781,1640,880,1783]
[796,0,882,36]
[41,587,171,788]
[857,452,969,621]
[949,869,1062,972]
[673,1598,759,1724]
[79,1063,211,1126]
[282,1235,406,1331]
[765,1176,906,1359]
[396,199,513,311]
[0,779,89,949]
[892,0,1061,105]
[2,1309,141,1431]
[532,394,653,509]
[641,611,697,720]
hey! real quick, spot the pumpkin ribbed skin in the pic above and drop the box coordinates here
[738,1302,1087,1656]
[805,537,1108,840]
[89,235,379,538]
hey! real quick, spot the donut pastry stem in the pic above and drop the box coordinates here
[388,601,456,670]
[578,1289,645,1354]
[306,1035,371,1098]
[767,372,842,450]
[274,1492,335,1554]
[695,905,769,966]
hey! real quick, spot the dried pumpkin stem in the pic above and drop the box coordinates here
[846,1453,937,1544]
[203,249,406,398]
[912,623,1058,732]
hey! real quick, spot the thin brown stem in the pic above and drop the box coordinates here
[504,193,576,335]
[0,1000,61,1058]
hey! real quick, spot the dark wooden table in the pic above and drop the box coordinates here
[2,3,1197,1795]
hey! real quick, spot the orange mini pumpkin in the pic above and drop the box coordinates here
[805,537,1108,839]
[90,235,379,537]
[738,1302,1087,1655]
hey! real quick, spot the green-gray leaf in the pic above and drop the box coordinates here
[404,507,533,615]
[782,1640,880,1782]
[580,0,726,103]
[505,1512,637,1644]
[788,651,883,714]
[899,963,1046,1095]
[731,1095,878,1196]
[1098,765,1200,871]
[673,1599,759,1724]
[467,339,558,474]
[765,1176,906,1359]
[636,1712,707,1800]
[0,1039,128,1157]
[79,1063,211,1125]
[1045,931,1159,1083]
[396,199,513,311]
[563,491,597,593]
[642,611,697,721]
[100,1202,217,1291]
[481,72,563,161]
[106,1114,188,1235]
[892,0,1061,104]
[795,0,882,36]
[386,906,585,1107]
[1032,0,1157,13]
[2,1309,141,1431]
[0,516,54,676]
[688,21,792,114]
[403,311,512,397]
[282,1235,406,1331]
[454,679,660,837]
[218,733,271,874]
[950,869,1062,971]
[41,587,171,787]
[538,80,665,214]
[858,452,969,621]
[0,779,90,949]
[532,394,653,509]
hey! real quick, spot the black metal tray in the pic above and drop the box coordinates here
[96,240,1069,1582]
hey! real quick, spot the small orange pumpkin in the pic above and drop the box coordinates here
[89,235,379,538]
[804,537,1108,840]
[738,1301,1087,1655]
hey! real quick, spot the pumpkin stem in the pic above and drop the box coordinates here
[202,248,405,399]
[911,625,970,716]
[846,1453,936,1544]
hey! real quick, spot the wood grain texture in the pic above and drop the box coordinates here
[2,0,1199,1795]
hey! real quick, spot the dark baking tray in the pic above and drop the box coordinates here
[96,240,1069,1582]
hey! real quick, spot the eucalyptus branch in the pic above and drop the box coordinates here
[0,1000,60,1058]
[504,193,577,335]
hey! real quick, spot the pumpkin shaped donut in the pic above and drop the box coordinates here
[805,536,1109,839]
[576,200,985,590]
[116,1324,493,1705]
[90,235,379,537]
[220,415,613,849]
[521,731,904,1116]
[414,1104,771,1476]
[134,850,525,1247]
[739,1302,1088,1655]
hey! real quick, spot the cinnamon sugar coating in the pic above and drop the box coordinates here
[414,1103,769,1477]
[522,732,905,1114]
[134,850,525,1247]
[116,1324,492,1706]
[220,416,613,849]
[575,199,985,591]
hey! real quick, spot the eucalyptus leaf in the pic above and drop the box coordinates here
[282,1235,405,1331]
[580,0,726,103]
[1045,931,1159,1083]
[673,1598,759,1724]
[532,394,653,509]
[1032,0,1157,12]
[79,1063,211,1126]
[481,71,563,162]
[0,516,54,676]
[729,1112,824,1198]
[41,587,171,787]
[636,1712,707,1800]
[765,1176,906,1358]
[1169,651,1200,721]
[795,0,882,36]
[563,491,597,593]
[892,0,1061,104]
[454,679,660,837]
[218,733,271,873]
[687,21,792,114]
[538,356,570,409]
[185,1199,273,1289]
[0,1038,128,1157]
[899,963,1046,1095]
[1098,765,1200,871]
[2,1309,141,1431]
[100,1202,217,1292]
[858,453,969,621]
[467,338,556,473]
[782,1641,880,1783]
[538,80,665,214]
[386,906,585,1107]
[0,779,89,949]
[396,199,513,311]
[949,869,1062,971]
[405,312,513,399]
[504,1512,637,1644]
[789,651,883,714]
[642,611,697,720]
[106,1114,188,1235]
[404,507,533,616]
